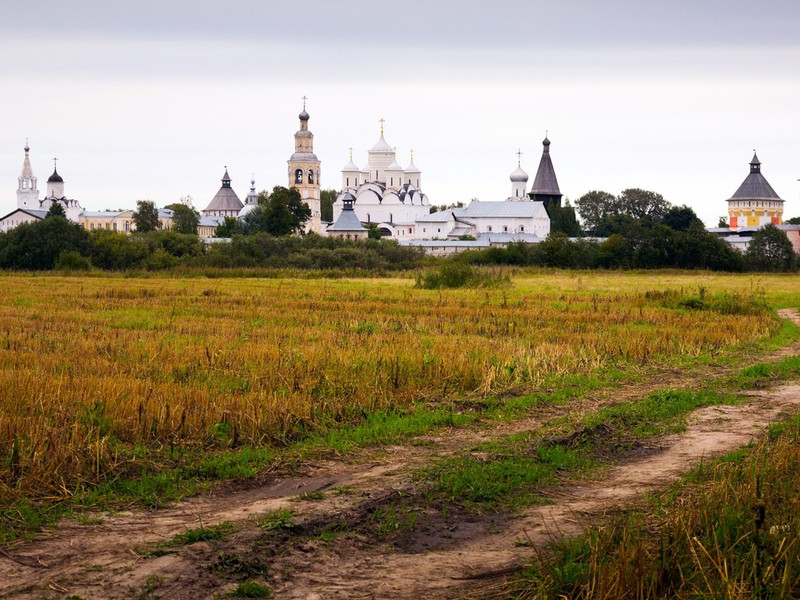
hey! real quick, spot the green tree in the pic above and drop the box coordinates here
[133,200,160,233]
[214,216,242,238]
[717,216,730,228]
[242,186,310,236]
[618,188,671,221]
[0,215,89,270]
[785,216,800,225]
[661,205,701,232]
[365,223,382,240]
[574,190,618,232]
[46,202,67,218]
[320,189,338,223]
[165,202,200,235]
[547,204,582,236]
[745,224,796,272]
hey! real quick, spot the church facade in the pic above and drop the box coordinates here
[331,121,430,238]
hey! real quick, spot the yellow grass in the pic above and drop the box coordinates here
[0,271,793,501]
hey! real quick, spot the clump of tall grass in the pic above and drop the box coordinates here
[513,413,800,599]
[644,286,769,316]
[415,262,510,289]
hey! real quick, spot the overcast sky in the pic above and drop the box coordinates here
[1,0,798,225]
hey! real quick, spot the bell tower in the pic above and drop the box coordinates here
[16,140,40,209]
[287,96,321,233]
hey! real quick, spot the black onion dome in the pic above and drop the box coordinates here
[48,169,63,183]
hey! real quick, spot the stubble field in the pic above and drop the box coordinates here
[0,270,795,537]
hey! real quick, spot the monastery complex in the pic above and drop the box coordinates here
[1,103,797,254]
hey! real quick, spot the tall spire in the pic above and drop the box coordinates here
[529,134,562,210]
[17,140,39,207]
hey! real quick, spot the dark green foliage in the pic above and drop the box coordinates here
[547,204,582,236]
[201,233,424,271]
[718,215,730,227]
[576,188,671,234]
[46,202,67,218]
[415,262,509,289]
[320,189,337,223]
[165,202,200,235]
[661,205,702,232]
[365,223,382,240]
[0,216,89,270]
[55,250,92,271]
[574,190,618,232]
[745,224,797,272]
[240,187,310,236]
[87,230,202,271]
[132,200,160,233]
[215,216,242,238]
[784,216,800,225]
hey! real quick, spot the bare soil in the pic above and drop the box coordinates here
[1,310,798,600]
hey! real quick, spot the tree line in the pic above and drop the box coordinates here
[0,185,796,273]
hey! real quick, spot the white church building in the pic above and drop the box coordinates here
[329,132,553,247]
[0,143,84,232]
[331,121,431,239]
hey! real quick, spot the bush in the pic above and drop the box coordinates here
[55,250,92,271]
[415,262,509,289]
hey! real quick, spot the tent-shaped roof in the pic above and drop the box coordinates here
[204,169,243,212]
[727,153,783,201]
[530,137,560,196]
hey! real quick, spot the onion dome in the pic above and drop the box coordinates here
[387,157,403,171]
[510,166,529,183]
[48,168,64,183]
[405,151,420,173]
[299,110,310,122]
[371,134,393,153]
[343,148,360,172]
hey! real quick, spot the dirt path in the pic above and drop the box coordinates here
[1,310,798,600]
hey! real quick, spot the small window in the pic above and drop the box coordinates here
[113,222,117,231]
[346,177,349,186]
[520,225,525,232]
[308,170,314,184]
[503,225,508,232]
[488,226,492,232]
[295,169,303,184]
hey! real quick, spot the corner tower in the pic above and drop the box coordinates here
[287,98,321,233]
[726,152,785,229]
[17,140,39,209]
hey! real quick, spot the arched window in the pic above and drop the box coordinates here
[308,170,314,184]
[295,169,303,184]
[367,213,371,222]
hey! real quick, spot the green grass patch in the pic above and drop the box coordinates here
[160,521,237,548]
[425,388,732,511]
[512,412,800,599]
[224,580,271,598]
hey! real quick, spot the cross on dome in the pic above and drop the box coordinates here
[379,118,385,135]
[301,95,308,110]
[516,148,523,167]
